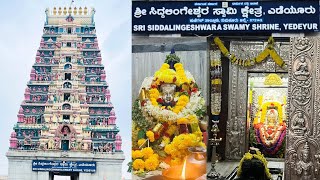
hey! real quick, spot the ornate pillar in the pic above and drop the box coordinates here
[285,37,320,180]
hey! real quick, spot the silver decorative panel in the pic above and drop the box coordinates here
[226,40,290,160]
[285,37,320,180]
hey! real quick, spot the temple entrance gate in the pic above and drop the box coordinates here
[224,40,290,160]
[50,172,79,180]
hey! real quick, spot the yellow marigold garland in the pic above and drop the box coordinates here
[148,63,192,115]
[237,151,272,179]
[149,88,160,106]
[146,131,155,142]
[132,150,144,159]
[172,95,189,114]
[161,136,171,146]
[133,159,145,171]
[177,117,189,125]
[259,101,283,124]
[141,147,154,160]
[135,55,206,173]
[132,147,160,172]
[144,156,159,171]
[164,133,204,165]
[166,125,177,136]
[174,63,190,85]
[214,36,285,68]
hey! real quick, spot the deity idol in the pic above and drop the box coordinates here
[131,50,206,174]
[296,142,314,180]
[253,102,286,157]
[159,83,176,106]
[295,56,309,76]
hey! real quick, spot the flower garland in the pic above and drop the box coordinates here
[252,99,287,157]
[142,91,205,123]
[237,150,272,179]
[210,49,222,118]
[254,101,284,124]
[164,133,205,166]
[140,61,205,123]
[255,127,286,155]
[132,147,160,174]
[132,52,206,175]
[141,62,202,120]
[214,36,285,68]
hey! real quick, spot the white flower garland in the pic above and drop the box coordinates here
[210,49,222,116]
[142,91,205,123]
[139,77,154,91]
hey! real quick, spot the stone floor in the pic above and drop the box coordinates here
[133,160,284,180]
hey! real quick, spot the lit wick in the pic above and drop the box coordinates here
[181,158,187,180]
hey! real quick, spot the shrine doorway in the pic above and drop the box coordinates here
[247,72,288,158]
[222,40,290,160]
[61,140,69,151]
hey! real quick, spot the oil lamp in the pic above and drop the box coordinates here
[162,147,206,180]
[207,120,223,179]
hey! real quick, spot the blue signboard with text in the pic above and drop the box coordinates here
[32,160,96,173]
[132,1,320,34]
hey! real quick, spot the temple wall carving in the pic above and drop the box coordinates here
[285,37,320,180]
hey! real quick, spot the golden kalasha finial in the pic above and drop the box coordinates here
[84,7,88,15]
[78,7,82,15]
[53,7,57,15]
[63,7,67,15]
[58,7,62,15]
[68,7,72,14]
[73,7,77,15]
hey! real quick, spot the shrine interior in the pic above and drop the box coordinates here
[131,35,292,179]
[207,36,290,179]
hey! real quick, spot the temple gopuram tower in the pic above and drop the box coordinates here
[7,7,124,180]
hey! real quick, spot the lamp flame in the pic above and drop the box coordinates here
[181,158,187,179]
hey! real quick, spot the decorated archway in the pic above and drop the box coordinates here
[64,63,72,70]
[54,124,77,150]
[62,103,71,110]
[211,37,290,159]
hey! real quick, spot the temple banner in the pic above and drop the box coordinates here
[132,1,320,34]
[32,160,96,173]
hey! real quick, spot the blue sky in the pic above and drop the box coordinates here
[0,0,131,179]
